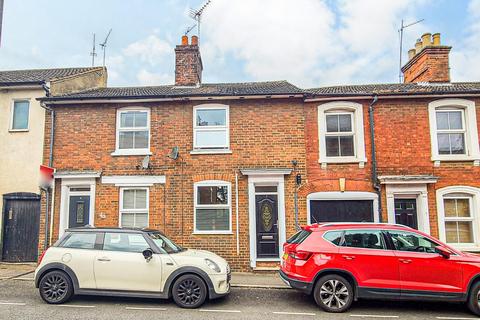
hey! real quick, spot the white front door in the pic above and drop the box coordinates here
[94,232,162,292]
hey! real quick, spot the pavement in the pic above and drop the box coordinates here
[0,278,476,320]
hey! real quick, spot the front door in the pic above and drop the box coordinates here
[394,199,417,229]
[69,195,90,228]
[255,194,279,258]
[1,193,40,262]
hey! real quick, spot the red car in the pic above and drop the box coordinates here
[279,223,480,315]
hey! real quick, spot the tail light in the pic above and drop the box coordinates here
[289,251,312,261]
[38,249,48,265]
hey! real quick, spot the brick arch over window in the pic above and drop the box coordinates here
[317,101,367,168]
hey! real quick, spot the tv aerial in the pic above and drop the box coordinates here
[185,24,197,36]
[398,18,424,83]
[100,28,112,66]
[189,0,211,39]
[90,33,97,66]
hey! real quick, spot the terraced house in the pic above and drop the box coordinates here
[0,67,106,263]
[37,33,480,270]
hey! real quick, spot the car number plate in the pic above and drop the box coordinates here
[282,253,288,260]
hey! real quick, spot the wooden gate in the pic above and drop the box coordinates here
[1,193,41,262]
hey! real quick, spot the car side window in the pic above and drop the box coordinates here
[342,230,386,250]
[61,232,97,250]
[323,231,343,246]
[103,233,150,253]
[389,231,438,253]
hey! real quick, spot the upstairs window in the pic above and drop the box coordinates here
[436,109,466,155]
[10,100,30,131]
[193,105,229,150]
[318,102,367,168]
[114,108,150,155]
[429,99,480,165]
[325,112,355,157]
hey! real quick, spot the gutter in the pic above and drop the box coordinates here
[368,95,382,222]
[304,92,480,102]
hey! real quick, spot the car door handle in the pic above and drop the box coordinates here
[342,255,355,260]
[97,257,111,262]
[399,259,412,264]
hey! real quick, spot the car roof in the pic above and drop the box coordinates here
[65,226,161,233]
[303,223,413,232]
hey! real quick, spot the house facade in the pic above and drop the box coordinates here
[0,67,107,262]
[38,33,480,270]
[303,33,480,253]
[40,36,306,271]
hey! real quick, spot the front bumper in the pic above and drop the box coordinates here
[278,270,313,294]
[208,271,231,299]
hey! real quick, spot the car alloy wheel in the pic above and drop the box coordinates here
[172,274,207,308]
[314,275,353,313]
[39,271,73,304]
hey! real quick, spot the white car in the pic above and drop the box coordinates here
[35,227,231,308]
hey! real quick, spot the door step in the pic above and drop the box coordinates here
[253,266,279,271]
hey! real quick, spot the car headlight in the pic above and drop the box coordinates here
[205,258,221,273]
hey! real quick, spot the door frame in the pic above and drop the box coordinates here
[241,169,291,268]
[58,174,98,237]
[385,184,430,234]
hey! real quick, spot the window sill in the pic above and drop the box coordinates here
[9,129,29,132]
[111,150,152,157]
[319,157,367,169]
[192,231,233,235]
[432,156,480,167]
[190,149,232,155]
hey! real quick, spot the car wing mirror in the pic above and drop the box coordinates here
[142,248,153,262]
[435,246,451,259]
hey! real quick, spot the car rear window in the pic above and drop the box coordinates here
[287,229,311,244]
[323,231,343,245]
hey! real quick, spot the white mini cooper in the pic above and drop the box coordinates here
[35,227,231,308]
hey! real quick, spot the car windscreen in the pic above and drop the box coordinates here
[148,232,184,254]
[286,229,311,244]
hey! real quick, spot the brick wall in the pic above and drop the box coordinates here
[41,98,306,271]
[402,47,451,83]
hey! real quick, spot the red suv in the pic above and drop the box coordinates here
[279,223,480,315]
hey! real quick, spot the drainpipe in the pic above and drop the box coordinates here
[368,95,382,222]
[235,172,239,255]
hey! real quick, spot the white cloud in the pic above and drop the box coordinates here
[123,35,172,66]
[451,0,480,81]
[201,0,430,87]
[136,69,173,86]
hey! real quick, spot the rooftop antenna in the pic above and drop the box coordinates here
[100,28,112,66]
[189,0,211,39]
[398,18,424,83]
[0,0,4,47]
[184,23,196,36]
[90,33,97,67]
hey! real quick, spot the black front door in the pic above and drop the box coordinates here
[2,193,41,262]
[394,199,418,229]
[255,195,279,258]
[69,196,90,228]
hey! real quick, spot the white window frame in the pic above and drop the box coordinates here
[112,107,151,156]
[324,111,356,157]
[119,187,149,228]
[192,104,230,152]
[437,186,480,251]
[318,101,367,168]
[193,180,232,234]
[10,99,31,132]
[429,99,480,166]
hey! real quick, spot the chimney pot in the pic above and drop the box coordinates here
[415,39,422,54]
[432,33,441,45]
[408,49,416,60]
[181,35,188,46]
[191,35,198,46]
[421,33,432,47]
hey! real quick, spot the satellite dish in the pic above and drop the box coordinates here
[141,155,150,169]
[168,147,179,160]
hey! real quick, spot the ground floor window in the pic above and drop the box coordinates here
[437,186,480,250]
[120,188,149,228]
[194,181,231,233]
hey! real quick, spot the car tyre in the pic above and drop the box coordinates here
[39,270,74,304]
[467,280,480,316]
[172,274,207,308]
[314,274,353,313]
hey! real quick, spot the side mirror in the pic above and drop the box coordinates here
[435,246,451,259]
[142,248,153,262]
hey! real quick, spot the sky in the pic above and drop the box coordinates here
[0,0,478,89]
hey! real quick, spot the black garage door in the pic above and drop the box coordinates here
[310,200,374,223]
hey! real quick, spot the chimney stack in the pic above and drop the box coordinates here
[175,35,203,86]
[402,32,452,83]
